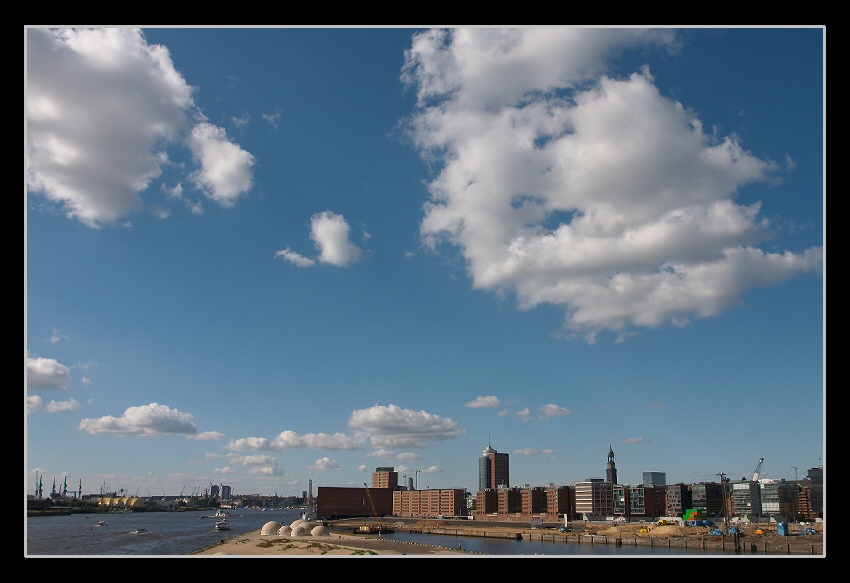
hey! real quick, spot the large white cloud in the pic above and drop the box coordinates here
[27,355,71,391]
[78,402,198,436]
[26,28,255,227]
[348,404,466,448]
[402,28,823,342]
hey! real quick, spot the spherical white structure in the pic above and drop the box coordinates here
[310,525,329,537]
[289,524,310,537]
[261,521,283,535]
[277,525,292,536]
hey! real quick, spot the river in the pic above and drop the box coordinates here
[26,508,727,557]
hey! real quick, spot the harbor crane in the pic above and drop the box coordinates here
[752,458,764,482]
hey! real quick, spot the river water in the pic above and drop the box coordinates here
[26,508,727,557]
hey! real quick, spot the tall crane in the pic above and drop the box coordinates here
[359,483,387,534]
[752,457,764,482]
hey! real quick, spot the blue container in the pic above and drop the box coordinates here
[777,522,790,536]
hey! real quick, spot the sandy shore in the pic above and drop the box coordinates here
[191,530,472,557]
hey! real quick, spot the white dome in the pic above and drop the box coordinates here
[277,525,292,536]
[290,524,310,537]
[289,518,311,530]
[310,525,329,537]
[261,521,283,535]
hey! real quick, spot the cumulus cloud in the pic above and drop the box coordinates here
[276,211,364,268]
[227,430,364,452]
[78,402,198,436]
[27,354,71,391]
[516,407,534,423]
[402,28,823,342]
[348,404,466,448]
[538,403,571,420]
[311,211,364,266]
[26,28,255,228]
[464,395,501,408]
[27,395,43,413]
[228,454,278,466]
[186,121,255,206]
[46,398,82,413]
[623,436,649,444]
[310,457,343,470]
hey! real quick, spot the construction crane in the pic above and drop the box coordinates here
[752,458,764,482]
[358,483,390,535]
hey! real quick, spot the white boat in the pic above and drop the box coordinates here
[214,509,230,518]
[215,519,230,531]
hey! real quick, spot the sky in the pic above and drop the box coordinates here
[25,26,824,500]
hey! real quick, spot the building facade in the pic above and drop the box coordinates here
[479,444,510,491]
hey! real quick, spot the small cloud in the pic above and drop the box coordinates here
[27,395,43,413]
[538,404,571,420]
[648,402,666,410]
[46,398,81,413]
[311,211,364,267]
[189,431,225,441]
[310,457,343,471]
[516,407,534,423]
[49,329,69,344]
[622,437,649,444]
[465,395,501,408]
[274,247,316,267]
[231,112,250,127]
[262,107,282,129]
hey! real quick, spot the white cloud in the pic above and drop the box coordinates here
[310,457,343,471]
[403,28,823,342]
[227,430,364,452]
[77,402,198,436]
[623,437,649,444]
[274,247,316,267]
[27,395,43,413]
[538,403,570,420]
[49,329,69,344]
[348,404,466,448]
[46,398,82,413]
[311,211,364,267]
[186,121,255,206]
[27,354,71,391]
[228,454,277,466]
[189,431,225,441]
[464,395,501,408]
[516,407,534,423]
[26,28,254,227]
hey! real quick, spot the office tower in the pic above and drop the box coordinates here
[479,443,510,491]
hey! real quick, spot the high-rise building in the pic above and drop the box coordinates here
[478,443,509,491]
[643,471,666,487]
[372,467,398,490]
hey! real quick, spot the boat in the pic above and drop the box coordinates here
[214,509,230,518]
[97,520,107,526]
[215,519,231,531]
[130,528,151,534]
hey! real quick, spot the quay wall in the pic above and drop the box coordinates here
[408,526,824,556]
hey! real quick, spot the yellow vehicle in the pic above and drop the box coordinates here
[357,483,394,534]
[755,529,765,535]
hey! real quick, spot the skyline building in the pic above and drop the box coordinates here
[606,442,618,484]
[478,442,510,491]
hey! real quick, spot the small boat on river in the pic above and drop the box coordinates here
[215,519,230,531]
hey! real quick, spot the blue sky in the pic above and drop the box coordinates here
[26,27,824,499]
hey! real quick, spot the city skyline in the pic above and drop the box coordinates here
[26,27,824,499]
